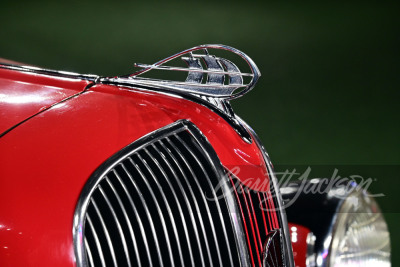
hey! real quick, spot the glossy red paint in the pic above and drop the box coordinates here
[0,67,91,135]
[0,69,271,266]
[288,223,311,267]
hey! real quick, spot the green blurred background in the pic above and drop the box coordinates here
[2,0,399,264]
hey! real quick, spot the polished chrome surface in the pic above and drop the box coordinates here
[132,153,175,267]
[174,134,231,266]
[202,54,225,85]
[73,120,249,267]
[181,56,203,83]
[220,58,243,85]
[101,44,261,100]
[117,163,159,266]
[133,62,251,77]
[105,177,141,266]
[165,136,218,266]
[151,142,197,266]
[262,229,284,267]
[0,63,98,81]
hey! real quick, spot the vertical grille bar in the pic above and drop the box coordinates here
[141,148,185,266]
[165,136,220,266]
[97,184,132,267]
[104,178,141,267]
[112,168,153,266]
[90,199,118,266]
[266,190,279,229]
[174,132,237,266]
[128,156,172,266]
[228,172,256,267]
[84,238,95,267]
[262,192,274,230]
[257,192,269,234]
[158,138,212,266]
[119,162,162,266]
[247,190,263,253]
[151,142,196,266]
[85,215,105,267]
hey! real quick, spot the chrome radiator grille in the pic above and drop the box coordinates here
[74,120,248,267]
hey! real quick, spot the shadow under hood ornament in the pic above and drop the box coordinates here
[104,44,261,100]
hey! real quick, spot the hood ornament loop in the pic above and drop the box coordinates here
[111,44,261,100]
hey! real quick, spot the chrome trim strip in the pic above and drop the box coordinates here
[116,77,239,96]
[0,63,98,81]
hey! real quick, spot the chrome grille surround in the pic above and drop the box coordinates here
[73,120,250,267]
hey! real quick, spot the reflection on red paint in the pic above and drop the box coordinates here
[288,223,311,267]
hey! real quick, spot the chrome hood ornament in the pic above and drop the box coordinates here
[101,44,261,143]
[105,44,261,100]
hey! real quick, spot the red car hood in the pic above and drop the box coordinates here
[0,67,92,136]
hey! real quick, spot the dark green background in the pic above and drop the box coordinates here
[2,0,399,264]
